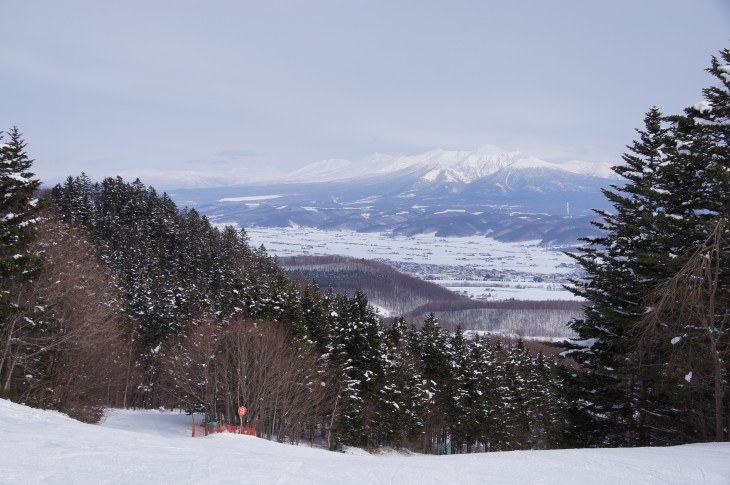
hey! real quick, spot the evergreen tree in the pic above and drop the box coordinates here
[300,281,329,346]
[376,317,428,447]
[564,107,678,446]
[48,175,294,357]
[415,313,453,453]
[530,351,565,449]
[502,339,537,449]
[327,290,388,446]
[447,327,470,452]
[0,127,41,310]
[464,335,498,451]
[565,47,730,445]
[0,127,42,393]
[635,48,730,442]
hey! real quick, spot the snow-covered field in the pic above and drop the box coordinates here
[244,227,575,274]
[442,279,576,301]
[243,227,583,301]
[2,399,728,484]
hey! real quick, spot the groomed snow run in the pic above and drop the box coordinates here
[1,399,728,484]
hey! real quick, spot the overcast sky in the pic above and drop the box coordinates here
[2,1,729,189]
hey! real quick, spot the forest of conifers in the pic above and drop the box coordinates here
[1,47,729,451]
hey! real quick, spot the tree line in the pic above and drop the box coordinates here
[280,254,464,315]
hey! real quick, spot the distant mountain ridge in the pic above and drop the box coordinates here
[171,145,616,245]
[284,144,616,184]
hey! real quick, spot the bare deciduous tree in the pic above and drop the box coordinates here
[0,215,134,421]
[162,315,336,444]
[636,219,729,441]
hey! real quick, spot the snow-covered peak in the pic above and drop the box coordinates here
[372,144,550,184]
[285,158,355,182]
[283,145,614,184]
[557,159,617,179]
[377,148,467,174]
[428,145,522,182]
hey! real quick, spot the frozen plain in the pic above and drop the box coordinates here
[243,227,584,301]
[1,399,728,485]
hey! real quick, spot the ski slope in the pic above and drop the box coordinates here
[1,399,728,484]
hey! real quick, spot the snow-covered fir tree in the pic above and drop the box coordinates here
[565,47,730,445]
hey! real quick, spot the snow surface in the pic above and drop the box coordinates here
[1,399,728,484]
[244,227,583,300]
[245,228,576,275]
[218,195,283,202]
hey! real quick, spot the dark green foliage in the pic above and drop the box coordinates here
[564,47,730,445]
[0,127,41,318]
[0,127,42,397]
[407,316,565,454]
[326,290,389,446]
[564,107,676,446]
[50,176,296,353]
[375,316,429,447]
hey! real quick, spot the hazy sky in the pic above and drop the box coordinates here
[2,1,729,189]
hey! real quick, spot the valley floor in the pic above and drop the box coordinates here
[244,227,583,301]
[1,399,728,484]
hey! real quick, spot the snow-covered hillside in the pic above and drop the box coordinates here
[1,399,728,484]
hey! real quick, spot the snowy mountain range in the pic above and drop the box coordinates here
[172,145,616,244]
[284,144,616,183]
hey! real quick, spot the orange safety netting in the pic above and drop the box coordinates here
[191,415,256,437]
